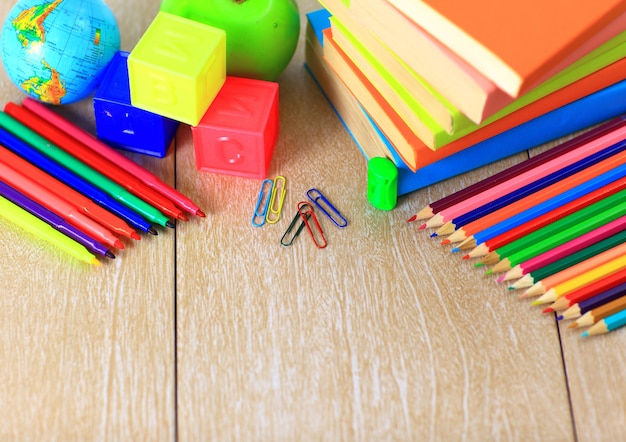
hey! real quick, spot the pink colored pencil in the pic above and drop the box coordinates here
[422,125,626,228]
[510,215,626,278]
[21,97,205,217]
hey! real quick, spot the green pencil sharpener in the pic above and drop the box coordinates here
[367,157,398,211]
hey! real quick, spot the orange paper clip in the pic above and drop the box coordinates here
[298,201,327,248]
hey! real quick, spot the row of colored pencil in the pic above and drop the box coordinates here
[411,116,626,337]
[0,97,204,265]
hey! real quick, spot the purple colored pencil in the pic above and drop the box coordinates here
[0,179,114,259]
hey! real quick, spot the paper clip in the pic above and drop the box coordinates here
[266,175,287,224]
[298,201,327,249]
[252,179,274,227]
[306,188,348,227]
[280,208,310,246]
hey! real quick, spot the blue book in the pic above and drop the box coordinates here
[305,9,626,196]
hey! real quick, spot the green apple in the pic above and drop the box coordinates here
[160,0,300,81]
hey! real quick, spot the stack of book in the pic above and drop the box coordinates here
[304,0,626,196]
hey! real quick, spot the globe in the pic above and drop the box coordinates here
[1,0,120,104]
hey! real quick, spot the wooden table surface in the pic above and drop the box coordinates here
[0,0,624,440]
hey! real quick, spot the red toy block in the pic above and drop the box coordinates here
[191,76,279,179]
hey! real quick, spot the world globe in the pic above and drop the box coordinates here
[1,0,120,104]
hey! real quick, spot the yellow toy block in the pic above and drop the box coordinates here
[128,11,226,126]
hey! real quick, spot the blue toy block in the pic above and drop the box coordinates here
[93,51,179,157]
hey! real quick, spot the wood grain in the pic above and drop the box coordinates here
[0,0,623,440]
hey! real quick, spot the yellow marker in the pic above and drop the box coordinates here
[0,195,99,266]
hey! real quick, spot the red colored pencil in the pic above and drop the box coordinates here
[0,161,123,249]
[0,143,139,240]
[21,97,205,217]
[5,102,187,221]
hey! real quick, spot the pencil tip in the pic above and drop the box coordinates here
[196,210,207,218]
[430,232,438,238]
[148,227,158,236]
[485,269,493,276]
[556,315,563,321]
[418,223,427,230]
[451,247,459,253]
[462,254,470,260]
[542,307,553,314]
[508,286,514,291]
[530,300,542,307]
[496,275,506,283]
[581,331,589,338]
[407,214,417,223]
[166,220,175,228]
[105,251,116,259]
[440,239,450,245]
[568,322,578,329]
[474,262,484,268]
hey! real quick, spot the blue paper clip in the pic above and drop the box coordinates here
[266,175,287,224]
[252,179,274,227]
[298,201,327,248]
[280,208,310,246]
[306,188,348,228]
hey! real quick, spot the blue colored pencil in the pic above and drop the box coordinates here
[582,307,626,337]
[460,162,626,248]
[0,179,114,258]
[443,139,626,232]
[0,127,156,235]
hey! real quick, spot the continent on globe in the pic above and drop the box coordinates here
[20,59,66,105]
[13,0,63,48]
[1,0,121,105]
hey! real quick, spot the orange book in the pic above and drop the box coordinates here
[323,29,626,170]
[386,0,626,97]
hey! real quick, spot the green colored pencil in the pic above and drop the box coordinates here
[487,190,626,273]
[0,112,172,228]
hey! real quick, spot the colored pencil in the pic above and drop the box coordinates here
[449,160,626,248]
[0,112,173,228]
[22,97,205,218]
[0,161,123,250]
[5,102,187,222]
[502,215,626,282]
[562,281,626,322]
[523,242,626,298]
[484,190,626,272]
[421,124,626,228]
[569,291,626,328]
[531,255,626,305]
[549,270,626,313]
[0,194,99,266]
[0,179,114,259]
[410,116,626,221]
[0,128,156,235]
[437,138,626,236]
[581,308,626,337]
[508,229,626,290]
[0,142,139,240]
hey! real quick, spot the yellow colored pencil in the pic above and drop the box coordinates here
[0,194,99,266]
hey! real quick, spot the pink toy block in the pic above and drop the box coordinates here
[191,76,279,179]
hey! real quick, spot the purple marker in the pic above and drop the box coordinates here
[0,179,114,259]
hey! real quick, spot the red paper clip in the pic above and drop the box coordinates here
[297,201,327,249]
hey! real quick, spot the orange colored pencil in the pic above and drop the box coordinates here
[0,143,139,240]
[444,151,626,244]
[523,242,626,298]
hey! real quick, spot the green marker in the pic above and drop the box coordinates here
[0,111,172,227]
[367,157,398,210]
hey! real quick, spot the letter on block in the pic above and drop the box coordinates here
[127,11,226,126]
[94,51,179,157]
[191,76,280,179]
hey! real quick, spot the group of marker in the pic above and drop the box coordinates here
[410,116,626,338]
[0,97,204,266]
[251,176,348,249]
